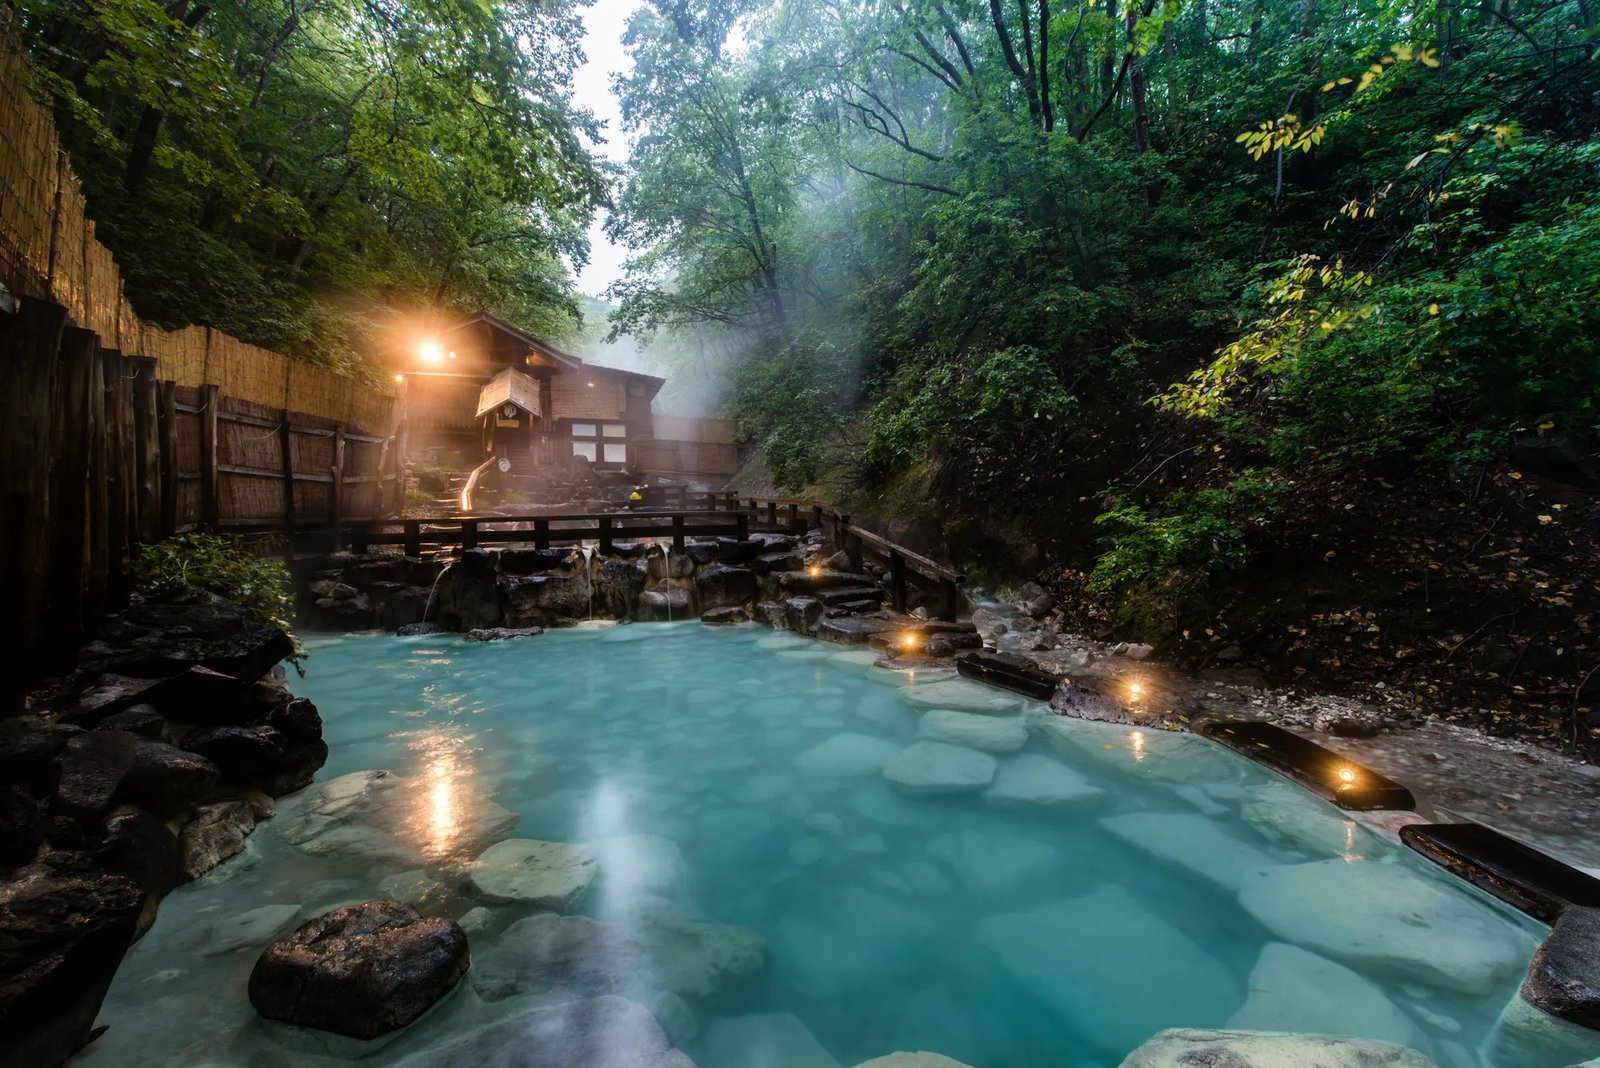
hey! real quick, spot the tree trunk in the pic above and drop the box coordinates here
[1038,0,1054,130]
[1127,5,1151,153]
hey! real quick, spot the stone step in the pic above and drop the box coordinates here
[815,586,884,607]
[777,569,878,594]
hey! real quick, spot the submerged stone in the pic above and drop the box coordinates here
[1101,812,1276,893]
[853,1055,973,1068]
[883,742,997,795]
[984,753,1105,809]
[977,888,1237,1055]
[701,1012,843,1068]
[1238,858,1535,994]
[796,733,902,777]
[916,709,1027,753]
[1120,1028,1437,1067]
[1227,942,1425,1048]
[928,830,1058,889]
[388,995,693,1068]
[466,838,598,909]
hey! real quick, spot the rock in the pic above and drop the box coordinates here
[249,900,469,1040]
[267,697,323,744]
[594,834,687,898]
[785,596,825,634]
[978,889,1238,1055]
[816,616,897,644]
[141,665,268,726]
[259,738,329,797]
[396,622,446,636]
[472,912,643,1001]
[900,679,1021,716]
[499,547,570,574]
[1227,943,1425,1047]
[1118,1028,1438,1068]
[440,548,502,630]
[201,902,304,955]
[0,785,44,867]
[702,606,750,624]
[119,738,221,815]
[52,731,137,818]
[1015,581,1055,619]
[1101,812,1276,893]
[0,855,143,1068]
[1522,905,1600,1028]
[458,906,493,935]
[638,587,693,621]
[181,725,287,780]
[0,719,82,783]
[388,995,693,1068]
[464,626,545,642]
[854,1055,974,1068]
[1240,782,1365,856]
[928,831,1058,889]
[1238,858,1535,994]
[1486,988,1600,1066]
[1047,679,1147,725]
[883,742,997,795]
[378,869,448,904]
[696,566,760,611]
[375,584,434,630]
[91,704,165,738]
[634,897,765,999]
[653,990,699,1045]
[65,675,164,726]
[503,573,591,625]
[466,838,597,908]
[596,559,647,617]
[702,1012,843,1068]
[178,800,260,880]
[916,709,1027,753]
[984,754,1105,809]
[796,733,903,777]
[101,629,294,682]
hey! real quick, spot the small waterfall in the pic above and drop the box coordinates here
[662,543,673,623]
[422,561,454,624]
[580,543,595,620]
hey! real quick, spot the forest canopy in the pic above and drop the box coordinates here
[13,0,608,369]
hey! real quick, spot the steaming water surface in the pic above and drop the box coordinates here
[77,625,1595,1067]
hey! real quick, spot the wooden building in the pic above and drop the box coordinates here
[396,312,664,473]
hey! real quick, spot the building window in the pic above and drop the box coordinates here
[571,422,597,438]
[602,423,627,438]
[603,443,627,463]
[572,442,598,462]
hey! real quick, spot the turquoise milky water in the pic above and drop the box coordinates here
[77,624,1600,1067]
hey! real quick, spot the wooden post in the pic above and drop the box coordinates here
[132,358,159,540]
[198,384,220,531]
[278,409,295,549]
[534,518,549,550]
[350,522,369,555]
[84,348,109,629]
[461,519,479,550]
[672,513,685,552]
[330,425,346,551]
[937,578,960,622]
[888,551,908,614]
[598,515,614,555]
[157,380,178,537]
[404,520,421,557]
[847,531,864,574]
[787,502,799,532]
[44,328,97,671]
[103,351,134,607]
[834,514,851,553]
[735,513,750,542]
[0,300,67,715]
[766,500,777,528]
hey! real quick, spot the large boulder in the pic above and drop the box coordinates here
[104,629,294,681]
[596,559,646,618]
[0,854,143,1067]
[140,665,272,727]
[51,731,137,818]
[1118,1028,1437,1067]
[503,573,592,625]
[181,725,288,781]
[119,738,221,815]
[268,697,323,745]
[0,785,45,868]
[440,549,501,630]
[499,548,571,575]
[466,838,597,908]
[1522,905,1600,1028]
[248,900,470,1040]
[178,798,266,880]
[637,587,692,621]
[96,808,180,938]
[0,719,81,785]
[696,566,759,611]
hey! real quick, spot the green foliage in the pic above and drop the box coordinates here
[133,534,304,665]
[1089,475,1287,641]
[726,334,855,490]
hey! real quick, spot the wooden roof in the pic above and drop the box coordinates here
[443,311,665,395]
[476,368,542,418]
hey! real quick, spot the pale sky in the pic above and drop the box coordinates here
[570,0,642,299]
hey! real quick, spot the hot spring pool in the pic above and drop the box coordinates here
[77,624,1593,1067]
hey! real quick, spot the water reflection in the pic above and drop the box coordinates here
[1128,730,1147,762]
[405,727,478,861]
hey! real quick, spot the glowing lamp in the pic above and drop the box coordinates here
[393,373,404,383]
[586,380,596,388]
[901,632,920,651]
[1337,767,1357,786]
[808,564,821,578]
[1128,681,1144,701]
[418,341,443,362]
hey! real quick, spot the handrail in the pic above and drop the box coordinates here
[459,455,499,512]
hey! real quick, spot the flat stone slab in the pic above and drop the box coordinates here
[796,733,902,777]
[466,838,597,909]
[1401,822,1600,923]
[1226,942,1424,1048]
[984,753,1105,809]
[883,742,997,795]
[1522,905,1600,1028]
[1198,720,1415,811]
[928,831,1057,889]
[388,995,693,1068]
[916,709,1027,753]
[901,679,1023,716]
[701,1012,843,1068]
[1238,858,1536,994]
[1101,812,1275,893]
[1120,1028,1437,1068]
[977,888,1237,1055]
[853,1055,974,1068]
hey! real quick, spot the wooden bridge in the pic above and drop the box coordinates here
[344,494,966,620]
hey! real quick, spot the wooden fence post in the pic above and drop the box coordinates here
[404,520,421,557]
[278,409,295,549]
[598,516,614,555]
[132,358,159,540]
[0,300,67,716]
[103,351,134,607]
[735,513,750,542]
[330,425,346,550]
[84,348,109,628]
[157,380,178,537]
[888,550,908,614]
[461,518,479,550]
[198,383,219,531]
[534,518,549,550]
[937,578,960,623]
[44,328,98,670]
[672,513,686,552]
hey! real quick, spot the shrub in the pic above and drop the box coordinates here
[134,533,305,667]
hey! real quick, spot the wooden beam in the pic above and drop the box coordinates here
[103,350,135,607]
[198,383,220,531]
[157,380,178,537]
[84,347,110,628]
[331,425,346,550]
[278,408,295,550]
[44,328,97,671]
[132,358,159,541]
